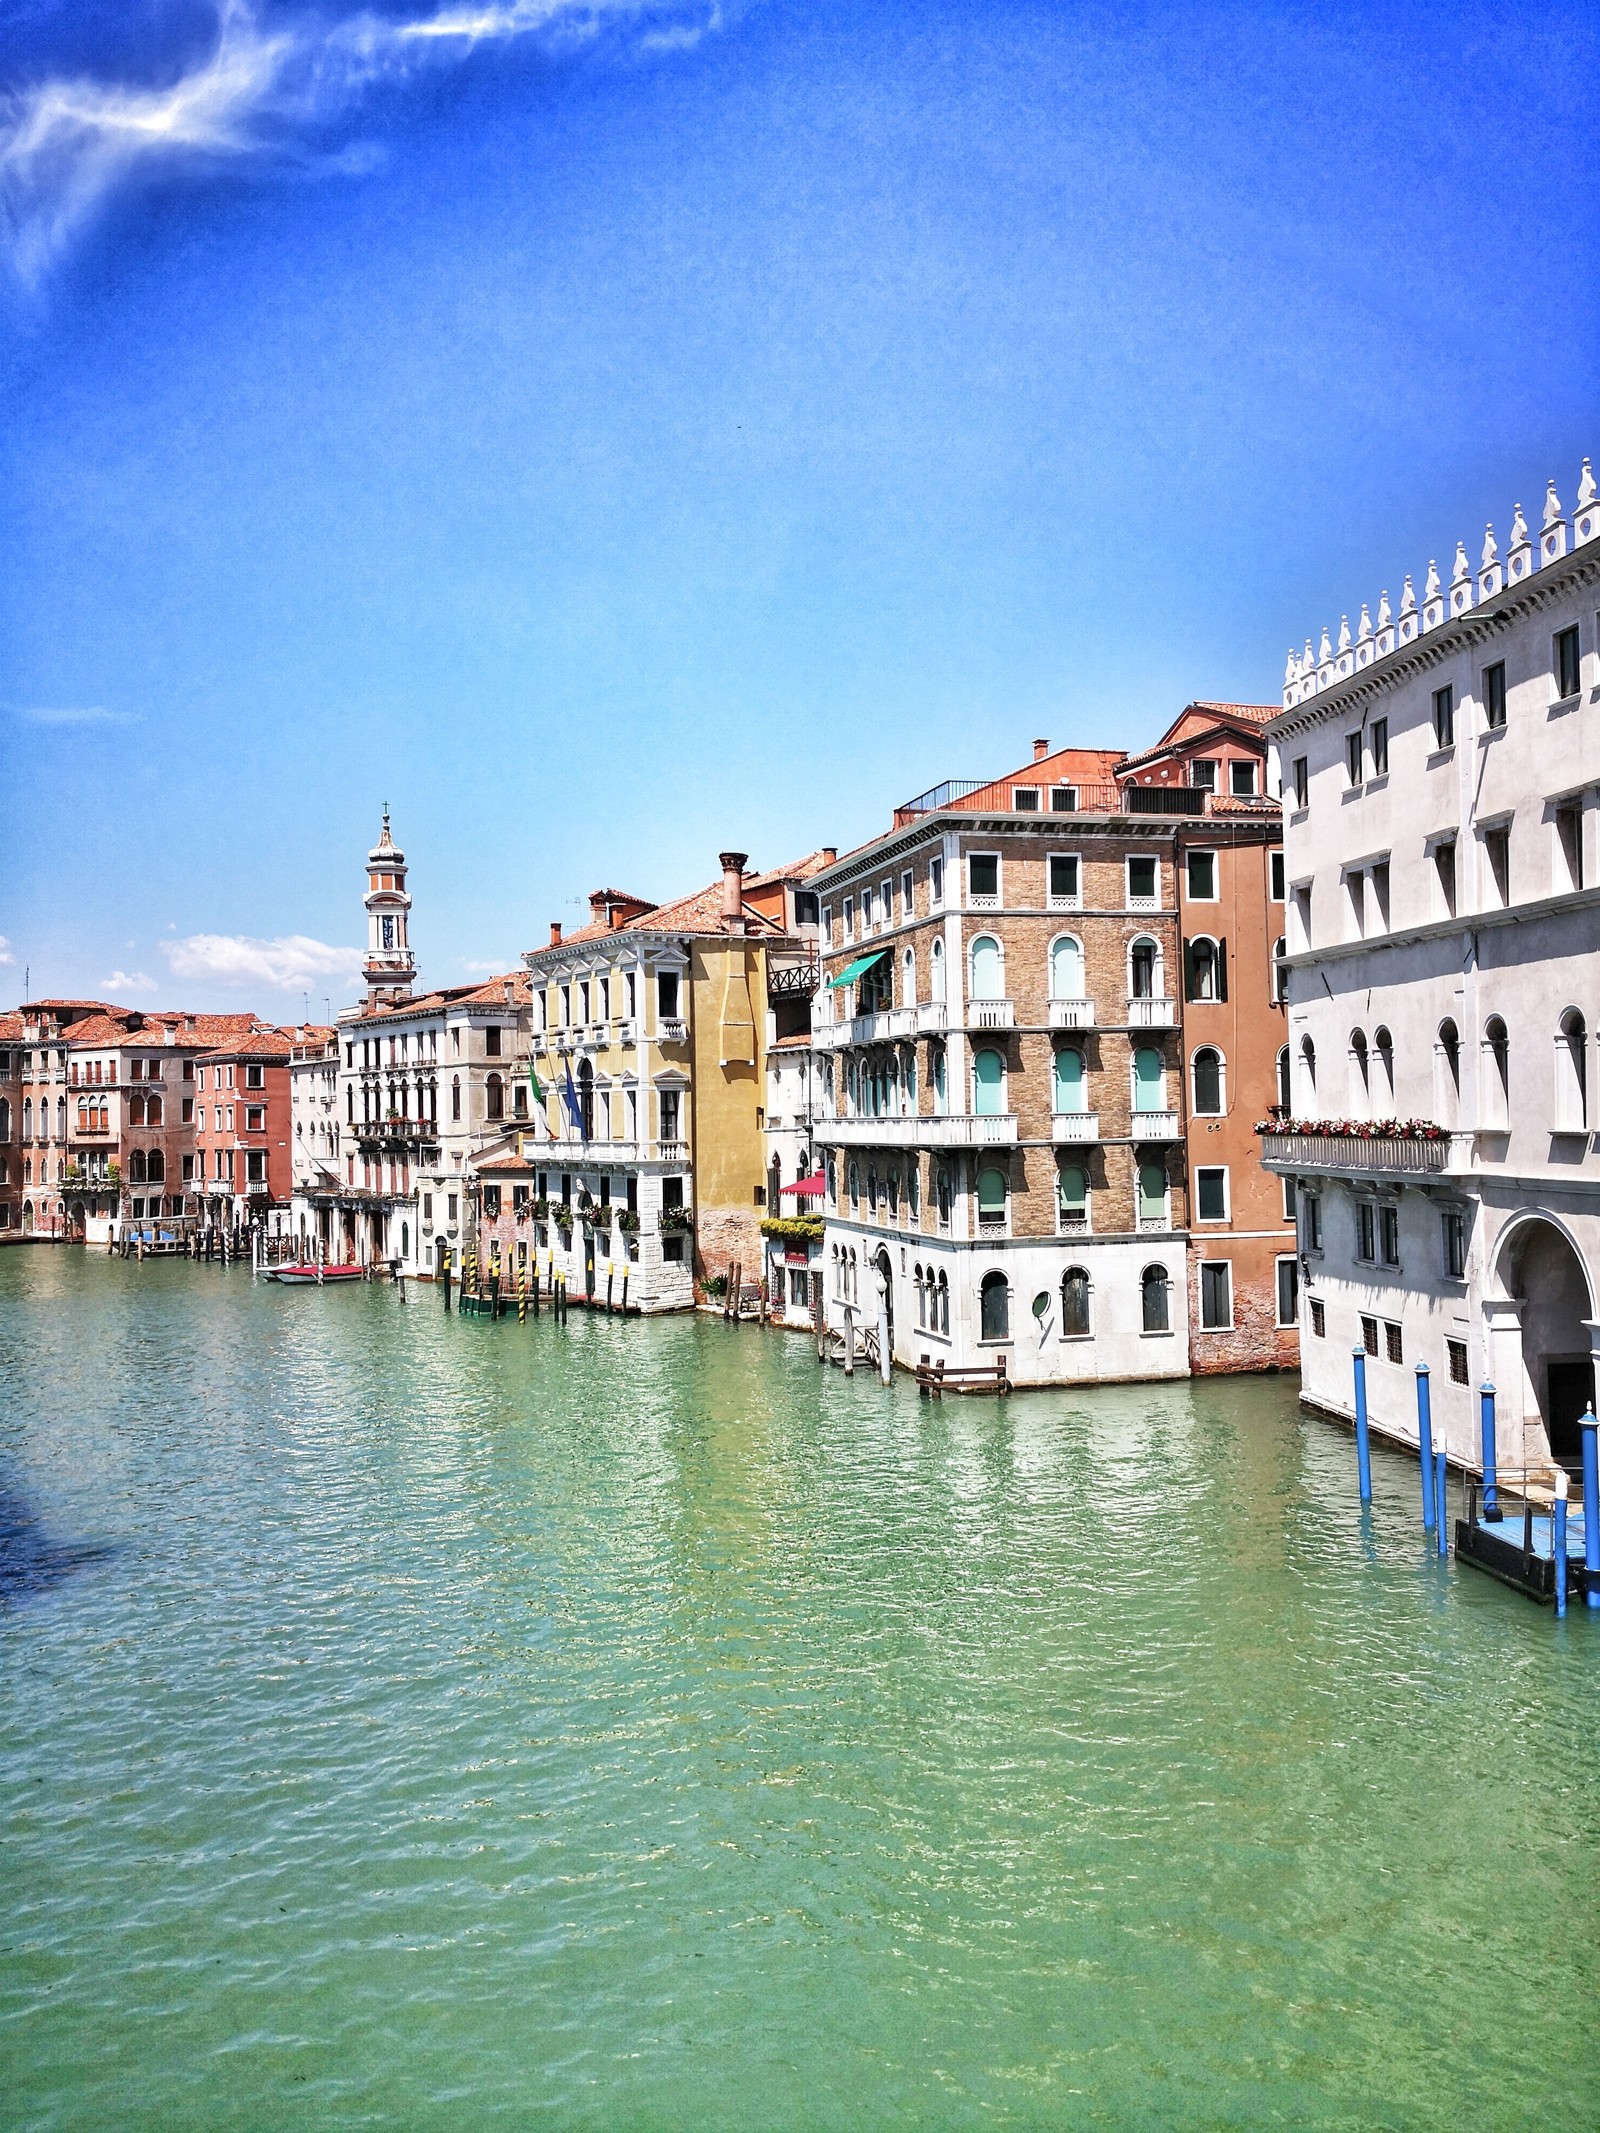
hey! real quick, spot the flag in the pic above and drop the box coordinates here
[563,1061,588,1143]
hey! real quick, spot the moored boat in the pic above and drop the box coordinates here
[272,1264,365,1285]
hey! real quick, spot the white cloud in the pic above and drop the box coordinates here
[1,0,726,280]
[102,970,156,993]
[11,705,132,726]
[0,936,14,966]
[461,957,504,973]
[162,931,363,990]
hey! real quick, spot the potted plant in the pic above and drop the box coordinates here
[616,1208,640,1235]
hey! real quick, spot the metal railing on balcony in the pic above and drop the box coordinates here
[1258,1128,1452,1174]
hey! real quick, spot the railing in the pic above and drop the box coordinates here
[1129,1109,1180,1138]
[1258,1129,1451,1174]
[1058,1211,1089,1234]
[968,998,1015,1030]
[1049,998,1095,1029]
[1051,1112,1100,1143]
[767,960,821,1000]
[1127,997,1175,1027]
[356,1116,438,1144]
[816,1112,1018,1148]
[893,778,987,823]
[1124,785,1212,815]
[658,1018,688,1044]
[915,1001,948,1034]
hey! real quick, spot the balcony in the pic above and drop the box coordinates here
[967,998,1015,1031]
[1127,997,1175,1028]
[816,1112,1019,1149]
[1129,1110,1181,1140]
[1049,998,1095,1030]
[1051,1112,1101,1144]
[658,1018,688,1045]
[1258,1126,1455,1175]
[356,1115,439,1147]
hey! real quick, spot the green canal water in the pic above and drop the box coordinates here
[2,1249,1597,2130]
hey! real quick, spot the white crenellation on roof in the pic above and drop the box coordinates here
[1281,454,1598,707]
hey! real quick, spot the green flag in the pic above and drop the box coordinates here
[529,1060,546,1106]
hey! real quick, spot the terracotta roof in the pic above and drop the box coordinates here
[196,1027,297,1061]
[1191,701,1278,723]
[744,848,838,889]
[346,975,527,1026]
[769,1030,813,1051]
[528,858,819,962]
[0,1012,23,1043]
[20,999,118,1013]
[474,1151,538,1174]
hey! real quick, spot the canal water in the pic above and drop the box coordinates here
[2,1249,1597,2130]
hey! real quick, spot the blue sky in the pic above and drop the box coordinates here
[2,0,1596,1011]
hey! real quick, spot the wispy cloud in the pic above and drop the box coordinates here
[102,969,156,993]
[461,957,505,973]
[11,704,133,726]
[162,931,362,989]
[0,936,14,967]
[1,0,725,280]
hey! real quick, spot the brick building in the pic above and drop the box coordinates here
[0,1014,21,1239]
[193,1027,300,1231]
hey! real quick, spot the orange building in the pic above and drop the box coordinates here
[193,1027,298,1230]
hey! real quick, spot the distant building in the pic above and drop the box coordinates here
[1264,460,1600,1475]
[0,1015,21,1240]
[192,1026,305,1233]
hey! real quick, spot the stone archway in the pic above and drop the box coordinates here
[1490,1215,1596,1473]
[874,1247,895,1346]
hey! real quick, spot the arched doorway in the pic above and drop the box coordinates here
[1491,1216,1596,1472]
[874,1247,894,1346]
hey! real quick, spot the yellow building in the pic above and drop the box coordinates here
[519,852,827,1310]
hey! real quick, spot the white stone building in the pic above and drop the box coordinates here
[1264,459,1600,1477]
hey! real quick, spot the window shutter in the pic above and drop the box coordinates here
[1182,938,1197,1002]
[1217,938,1229,1002]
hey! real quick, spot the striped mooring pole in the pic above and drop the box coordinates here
[1351,1348,1373,1505]
[1415,1363,1435,1531]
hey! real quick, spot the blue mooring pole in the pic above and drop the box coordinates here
[1479,1381,1500,1523]
[1352,1348,1373,1505]
[1554,1490,1568,1619]
[1435,1447,1448,1558]
[1581,1408,1600,1610]
[1416,1363,1435,1531]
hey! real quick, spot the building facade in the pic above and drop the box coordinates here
[193,1028,298,1233]
[1264,459,1600,1476]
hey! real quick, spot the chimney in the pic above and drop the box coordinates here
[719,851,748,932]
[549,921,562,946]
[821,847,837,864]
[1033,738,1050,762]
[502,978,513,1004]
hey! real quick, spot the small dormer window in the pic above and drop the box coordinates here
[1012,787,1040,811]
[1190,760,1218,793]
[1229,760,1257,796]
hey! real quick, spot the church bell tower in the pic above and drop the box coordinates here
[363,809,416,1009]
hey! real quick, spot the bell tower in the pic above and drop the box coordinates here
[363,809,416,1009]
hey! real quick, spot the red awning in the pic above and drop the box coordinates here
[780,1171,826,1197]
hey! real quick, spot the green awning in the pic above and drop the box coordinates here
[830,949,889,988]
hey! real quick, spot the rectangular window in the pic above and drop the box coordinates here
[880,879,893,925]
[1195,1166,1228,1221]
[1369,860,1390,932]
[181,1098,194,1124]
[1127,855,1158,906]
[1190,759,1218,793]
[246,1062,264,1090]
[659,1090,681,1142]
[901,870,914,914]
[842,895,854,940]
[657,971,680,1020]
[1442,1208,1466,1279]
[1357,1203,1376,1261]
[1200,1260,1232,1329]
[968,854,999,903]
[246,1107,264,1131]
[1484,825,1511,908]
[1380,1205,1400,1267]
[1276,1256,1299,1327]
[1555,623,1581,700]
[1186,850,1217,901]
[1384,1321,1404,1365]
[1361,1314,1379,1356]
[1270,850,1285,901]
[821,904,833,944]
[181,1154,194,1181]
[1048,854,1080,907]
[1282,1176,1297,1221]
[1292,756,1309,808]
[1050,785,1078,812]
[1346,732,1363,786]
[1482,661,1507,728]
[1447,1337,1469,1385]
[861,887,874,930]
[1370,719,1388,776]
[1556,803,1584,893]
[423,1193,433,1219]
[1433,838,1457,918]
[929,858,944,907]
[1432,684,1455,748]
[448,1193,458,1221]
[1012,787,1040,811]
[1229,759,1258,797]
[1310,1297,1326,1338]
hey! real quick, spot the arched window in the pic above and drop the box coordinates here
[1141,1264,1171,1332]
[1186,936,1224,1003]
[1299,1036,1317,1108]
[902,947,916,1006]
[1271,936,1288,1003]
[146,1149,165,1183]
[848,1160,860,1207]
[347,1086,355,1123]
[1276,1046,1291,1112]
[1556,1009,1588,1131]
[1061,1267,1091,1337]
[145,1094,161,1126]
[486,1073,504,1121]
[930,938,945,1002]
[22,1098,34,1140]
[936,1165,952,1228]
[1053,1046,1086,1115]
[77,1099,88,1132]
[1191,1047,1223,1116]
[1348,1028,1370,1118]
[908,1161,920,1218]
[0,1098,9,1139]
[451,1076,462,1121]
[1482,1016,1510,1129]
[128,1149,147,1182]
[1435,1020,1461,1127]
[980,1269,1010,1339]
[1057,1161,1088,1232]
[972,1048,1005,1115]
[931,1044,947,1114]
[1132,1046,1165,1113]
[937,1269,950,1332]
[969,935,1003,1001]
[1129,937,1160,1001]
[1373,1026,1395,1112]
[1050,936,1083,1000]
[914,1264,926,1327]
[1138,1162,1167,1230]
[576,1061,595,1139]
[976,1166,1008,1230]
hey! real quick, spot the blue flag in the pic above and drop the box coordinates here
[562,1061,587,1142]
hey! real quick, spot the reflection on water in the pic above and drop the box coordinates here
[1,1248,1598,2133]
[0,1481,111,1602]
